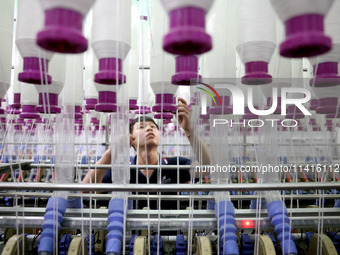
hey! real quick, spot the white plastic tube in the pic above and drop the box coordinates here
[237,0,276,85]
[16,0,53,85]
[270,0,334,58]
[37,0,96,53]
[0,0,14,110]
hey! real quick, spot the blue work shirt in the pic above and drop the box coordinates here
[102,155,191,209]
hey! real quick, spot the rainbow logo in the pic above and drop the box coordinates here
[196,82,222,105]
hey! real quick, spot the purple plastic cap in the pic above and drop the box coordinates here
[163,118,172,124]
[209,96,232,114]
[135,106,151,115]
[309,118,317,125]
[85,98,98,110]
[95,91,117,112]
[20,105,40,119]
[313,127,321,131]
[11,93,21,109]
[91,117,99,125]
[19,58,51,84]
[316,97,338,114]
[172,55,201,85]
[37,8,87,53]
[326,111,340,118]
[281,14,331,58]
[17,118,25,124]
[190,92,200,105]
[14,123,22,131]
[286,105,305,119]
[310,62,340,87]
[245,127,258,133]
[75,118,83,125]
[154,112,173,119]
[242,106,259,120]
[242,62,272,85]
[0,109,4,115]
[200,107,210,120]
[129,99,139,110]
[35,118,44,124]
[325,119,333,125]
[152,93,177,113]
[75,105,82,119]
[163,7,212,55]
[36,93,61,114]
[309,99,318,110]
[95,58,126,85]
[6,105,21,115]
[75,119,83,132]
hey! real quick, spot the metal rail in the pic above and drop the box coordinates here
[0,208,339,231]
[9,162,340,169]
[0,182,339,192]
[0,192,339,201]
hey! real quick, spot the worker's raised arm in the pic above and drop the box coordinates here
[177,97,211,178]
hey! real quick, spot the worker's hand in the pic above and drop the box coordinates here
[177,97,192,137]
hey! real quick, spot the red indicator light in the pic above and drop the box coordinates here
[242,220,254,228]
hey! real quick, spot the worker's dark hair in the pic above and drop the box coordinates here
[129,116,159,134]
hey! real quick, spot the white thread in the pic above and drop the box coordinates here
[49,54,66,87]
[0,0,14,96]
[64,55,83,105]
[312,86,340,99]
[124,1,140,101]
[161,0,214,13]
[92,0,131,60]
[38,0,95,16]
[94,83,119,93]
[270,0,334,22]
[34,54,66,95]
[150,0,177,97]
[202,0,237,79]
[12,48,22,95]
[307,58,340,99]
[21,83,39,106]
[290,59,304,99]
[84,48,99,100]
[237,0,276,64]
[16,0,53,60]
[150,54,176,94]
[309,1,340,64]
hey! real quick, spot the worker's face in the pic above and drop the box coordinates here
[130,121,160,150]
